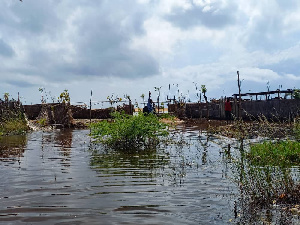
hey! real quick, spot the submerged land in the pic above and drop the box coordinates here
[0,96,300,224]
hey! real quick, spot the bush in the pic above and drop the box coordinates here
[90,111,169,150]
[0,118,29,135]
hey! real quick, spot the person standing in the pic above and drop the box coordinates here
[147,91,154,113]
[225,98,232,120]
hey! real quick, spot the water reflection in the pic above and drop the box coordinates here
[0,135,27,162]
[0,129,236,224]
[54,129,73,169]
[90,146,170,178]
[54,128,73,152]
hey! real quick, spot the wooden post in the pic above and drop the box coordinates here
[129,99,132,115]
[157,96,159,114]
[90,90,92,126]
[237,71,242,119]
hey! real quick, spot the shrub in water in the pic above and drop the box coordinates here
[0,118,29,135]
[90,111,169,150]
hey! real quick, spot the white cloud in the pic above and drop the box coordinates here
[237,68,280,83]
[285,74,300,81]
[0,0,299,105]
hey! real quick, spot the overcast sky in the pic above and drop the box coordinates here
[1,0,300,106]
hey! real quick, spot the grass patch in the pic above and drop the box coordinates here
[90,111,169,150]
[248,140,300,167]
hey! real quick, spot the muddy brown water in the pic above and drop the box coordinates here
[0,127,238,225]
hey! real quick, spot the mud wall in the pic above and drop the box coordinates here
[169,102,223,119]
[169,99,300,120]
[23,104,42,120]
[24,104,134,120]
[233,99,300,120]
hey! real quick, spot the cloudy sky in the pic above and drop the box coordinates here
[1,0,300,106]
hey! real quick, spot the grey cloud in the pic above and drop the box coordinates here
[9,1,62,35]
[8,0,158,83]
[61,48,158,78]
[0,39,15,57]
[263,58,300,76]
[6,79,34,88]
[165,2,236,29]
[58,1,157,79]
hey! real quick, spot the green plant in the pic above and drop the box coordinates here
[247,140,300,167]
[233,161,300,217]
[107,94,122,106]
[201,85,207,101]
[38,118,47,127]
[140,93,145,102]
[4,92,9,102]
[0,118,29,135]
[159,113,175,120]
[90,111,169,150]
[58,89,70,104]
[293,89,300,99]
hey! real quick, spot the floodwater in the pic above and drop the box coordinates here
[0,127,238,225]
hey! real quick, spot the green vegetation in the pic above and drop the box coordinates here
[234,163,300,213]
[158,113,175,120]
[0,117,29,135]
[0,93,29,135]
[293,89,300,99]
[243,118,300,167]
[58,89,70,104]
[37,117,47,127]
[90,111,169,150]
[216,115,300,221]
[247,140,300,167]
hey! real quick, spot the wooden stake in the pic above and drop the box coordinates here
[237,71,242,119]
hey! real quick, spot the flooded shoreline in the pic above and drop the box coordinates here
[0,127,299,224]
[0,128,239,225]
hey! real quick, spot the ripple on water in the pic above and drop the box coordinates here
[0,129,238,225]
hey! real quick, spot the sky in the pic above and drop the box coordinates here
[0,0,300,107]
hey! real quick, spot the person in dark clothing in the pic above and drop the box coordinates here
[143,91,155,114]
[147,98,153,113]
[225,98,232,120]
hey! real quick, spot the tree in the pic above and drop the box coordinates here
[4,92,9,102]
[58,89,70,104]
[201,85,209,119]
[140,94,145,102]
